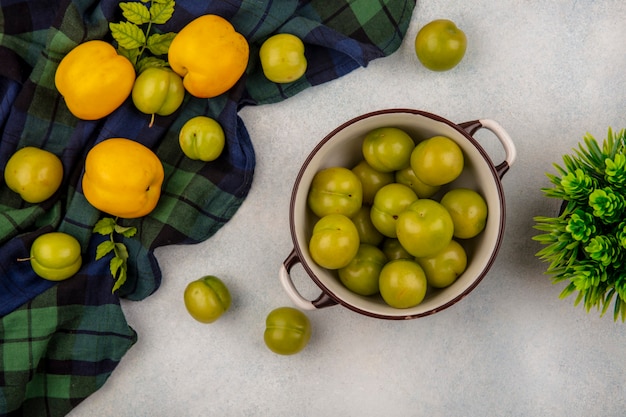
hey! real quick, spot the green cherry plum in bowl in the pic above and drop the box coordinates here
[362,127,415,173]
[307,166,362,218]
[369,183,417,238]
[396,199,454,258]
[351,205,384,246]
[415,19,467,72]
[351,159,394,205]
[4,147,64,203]
[395,166,440,198]
[379,259,428,309]
[179,116,226,162]
[183,275,231,323]
[29,232,82,281]
[382,238,413,261]
[410,135,464,186]
[338,243,387,296]
[417,239,468,289]
[264,307,312,355]
[308,214,359,270]
[440,188,488,239]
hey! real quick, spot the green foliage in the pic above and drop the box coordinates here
[93,217,137,293]
[109,0,176,73]
[534,128,626,321]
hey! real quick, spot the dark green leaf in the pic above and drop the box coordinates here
[559,282,577,299]
[603,288,615,318]
[136,56,168,74]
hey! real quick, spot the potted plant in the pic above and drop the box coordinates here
[533,128,626,321]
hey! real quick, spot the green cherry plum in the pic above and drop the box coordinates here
[4,147,64,203]
[132,67,185,126]
[351,205,384,246]
[396,199,454,258]
[379,259,428,309]
[416,239,467,288]
[415,19,467,72]
[308,214,359,270]
[440,188,488,239]
[410,136,464,187]
[29,232,82,281]
[183,275,232,323]
[362,127,415,173]
[264,307,312,355]
[260,34,307,83]
[370,183,418,238]
[351,159,395,205]
[381,238,413,261]
[307,167,363,218]
[179,116,226,162]
[338,243,387,296]
[395,166,441,199]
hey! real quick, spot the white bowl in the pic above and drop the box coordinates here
[280,109,517,319]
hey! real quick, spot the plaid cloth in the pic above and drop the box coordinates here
[0,0,416,415]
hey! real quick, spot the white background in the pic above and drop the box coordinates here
[70,1,626,416]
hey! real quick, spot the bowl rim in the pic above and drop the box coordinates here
[288,108,507,319]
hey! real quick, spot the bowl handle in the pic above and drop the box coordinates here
[459,119,517,179]
[279,249,338,310]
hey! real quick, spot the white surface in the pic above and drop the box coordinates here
[69,1,626,416]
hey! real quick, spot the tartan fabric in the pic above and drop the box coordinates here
[0,0,416,415]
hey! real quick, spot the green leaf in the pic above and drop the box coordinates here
[114,242,129,261]
[146,32,176,56]
[92,215,136,293]
[136,56,168,73]
[149,0,175,24]
[114,224,137,238]
[110,21,146,50]
[112,265,128,293]
[117,46,141,66]
[110,256,125,279]
[602,288,615,318]
[559,282,577,299]
[93,218,116,235]
[96,240,116,260]
[120,2,151,25]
